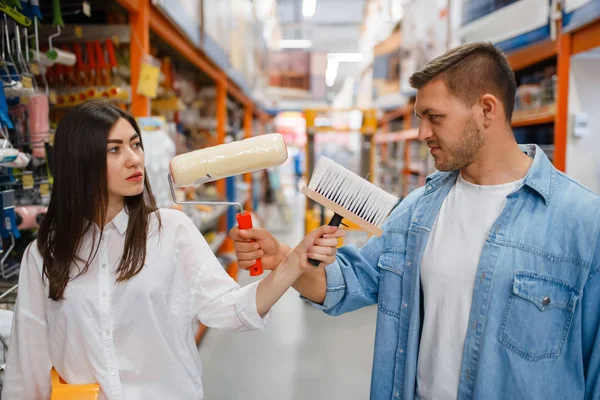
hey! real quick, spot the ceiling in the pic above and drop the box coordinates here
[276,0,366,96]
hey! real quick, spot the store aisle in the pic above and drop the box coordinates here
[199,185,377,400]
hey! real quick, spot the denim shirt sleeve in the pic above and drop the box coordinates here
[583,230,600,399]
[300,233,385,316]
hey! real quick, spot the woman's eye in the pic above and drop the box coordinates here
[133,142,142,149]
[108,147,119,153]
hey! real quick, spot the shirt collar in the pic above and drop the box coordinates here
[426,144,555,205]
[108,207,129,235]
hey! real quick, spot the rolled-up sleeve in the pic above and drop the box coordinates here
[2,244,52,399]
[174,214,270,331]
[300,235,384,316]
[300,189,422,316]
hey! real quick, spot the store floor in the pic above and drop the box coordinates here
[198,183,377,400]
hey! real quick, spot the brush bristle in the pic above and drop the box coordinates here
[308,157,398,227]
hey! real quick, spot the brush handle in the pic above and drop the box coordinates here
[236,212,263,276]
[308,213,343,267]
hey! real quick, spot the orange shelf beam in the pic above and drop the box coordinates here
[130,0,150,117]
[511,112,555,127]
[147,5,260,112]
[380,104,413,124]
[507,39,557,71]
[375,128,419,143]
[572,19,600,55]
[148,6,220,81]
[117,0,139,13]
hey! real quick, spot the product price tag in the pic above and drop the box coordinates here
[22,76,33,89]
[30,62,41,76]
[22,172,34,189]
[40,182,50,197]
[49,90,58,105]
[136,56,160,99]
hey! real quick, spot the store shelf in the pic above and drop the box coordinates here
[507,39,557,72]
[200,205,228,232]
[209,232,228,254]
[375,128,419,143]
[512,111,555,127]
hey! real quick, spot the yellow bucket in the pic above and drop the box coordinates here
[51,368,100,400]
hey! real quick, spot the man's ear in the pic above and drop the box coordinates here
[480,94,499,128]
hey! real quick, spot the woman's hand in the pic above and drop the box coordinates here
[285,225,346,272]
[254,225,345,317]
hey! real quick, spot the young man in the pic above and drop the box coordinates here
[230,42,600,399]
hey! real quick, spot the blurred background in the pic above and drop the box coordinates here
[0,0,598,398]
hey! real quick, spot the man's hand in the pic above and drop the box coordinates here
[229,226,290,272]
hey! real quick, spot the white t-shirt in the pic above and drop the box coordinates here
[416,174,523,400]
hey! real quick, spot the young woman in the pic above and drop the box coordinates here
[2,100,344,399]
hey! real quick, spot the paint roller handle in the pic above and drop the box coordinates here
[308,213,343,267]
[236,212,263,276]
[52,0,63,27]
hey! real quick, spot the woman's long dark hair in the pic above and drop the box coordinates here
[38,100,161,300]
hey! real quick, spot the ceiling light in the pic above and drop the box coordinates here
[302,0,316,17]
[278,39,312,49]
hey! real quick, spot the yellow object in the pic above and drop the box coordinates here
[51,368,99,400]
[40,183,50,197]
[21,172,34,189]
[137,59,161,99]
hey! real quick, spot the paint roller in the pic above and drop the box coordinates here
[168,133,288,276]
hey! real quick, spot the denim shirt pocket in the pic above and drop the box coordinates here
[377,251,406,318]
[498,271,581,361]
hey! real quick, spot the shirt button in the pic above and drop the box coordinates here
[403,303,408,308]
[394,392,400,398]
[426,185,431,190]
[105,330,111,335]
[542,296,551,306]
[480,272,486,281]
[466,369,471,380]
[406,261,411,267]
[102,264,106,269]
[398,349,404,354]
[102,292,107,297]
[472,319,477,329]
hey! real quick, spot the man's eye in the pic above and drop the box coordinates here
[430,115,440,122]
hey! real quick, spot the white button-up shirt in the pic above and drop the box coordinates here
[3,208,270,399]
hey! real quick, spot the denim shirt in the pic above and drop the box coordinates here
[306,145,600,400]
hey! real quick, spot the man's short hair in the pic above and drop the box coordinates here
[409,42,517,122]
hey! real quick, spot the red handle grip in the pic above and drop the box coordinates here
[236,212,263,276]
